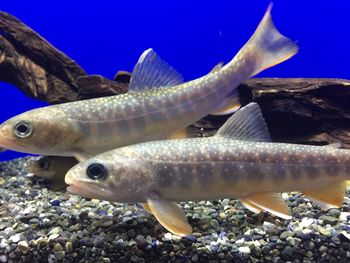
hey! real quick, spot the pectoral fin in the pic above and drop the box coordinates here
[243,192,292,219]
[240,198,264,214]
[142,203,153,214]
[302,181,346,209]
[147,196,192,236]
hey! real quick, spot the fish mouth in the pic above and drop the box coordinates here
[66,182,104,199]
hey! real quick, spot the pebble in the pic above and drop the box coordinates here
[17,240,29,253]
[279,231,294,240]
[0,255,7,263]
[9,233,21,243]
[53,243,63,252]
[238,246,251,254]
[319,215,338,226]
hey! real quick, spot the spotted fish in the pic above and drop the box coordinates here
[28,156,78,190]
[65,103,350,236]
[0,5,297,161]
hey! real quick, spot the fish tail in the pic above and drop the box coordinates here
[236,3,298,76]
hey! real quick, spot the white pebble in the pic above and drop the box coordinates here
[9,234,21,243]
[0,255,7,263]
[300,217,314,228]
[340,212,350,221]
[239,246,251,254]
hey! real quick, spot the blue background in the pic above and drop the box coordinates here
[1,1,349,160]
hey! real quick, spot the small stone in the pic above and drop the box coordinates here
[340,212,350,221]
[286,236,296,246]
[238,246,251,254]
[282,246,293,257]
[48,234,60,240]
[55,251,65,261]
[319,215,338,226]
[327,209,341,218]
[47,254,57,263]
[53,243,63,252]
[17,240,29,253]
[122,217,134,224]
[130,255,139,263]
[319,245,328,253]
[4,227,14,236]
[65,241,73,252]
[299,217,314,228]
[279,231,294,240]
[191,253,199,262]
[0,178,6,186]
[135,235,147,248]
[306,251,313,258]
[48,227,62,235]
[9,233,21,243]
[0,255,7,263]
[50,200,61,206]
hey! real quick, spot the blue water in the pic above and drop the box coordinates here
[1,1,349,160]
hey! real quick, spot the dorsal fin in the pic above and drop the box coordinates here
[215,102,271,142]
[128,48,183,91]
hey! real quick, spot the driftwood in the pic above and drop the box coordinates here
[0,11,128,103]
[1,11,350,148]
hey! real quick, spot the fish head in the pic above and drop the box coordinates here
[0,107,80,155]
[65,150,154,202]
[28,156,56,179]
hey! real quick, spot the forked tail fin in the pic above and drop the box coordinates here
[237,3,298,76]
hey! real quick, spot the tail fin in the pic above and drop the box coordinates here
[243,3,298,76]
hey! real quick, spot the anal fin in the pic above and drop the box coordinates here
[243,192,292,219]
[147,196,192,236]
[302,181,346,209]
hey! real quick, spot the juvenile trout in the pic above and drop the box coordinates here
[0,5,297,161]
[65,103,350,236]
[28,156,78,190]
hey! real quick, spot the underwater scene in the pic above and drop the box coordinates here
[1,1,350,262]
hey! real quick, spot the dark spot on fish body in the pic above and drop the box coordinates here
[288,165,303,179]
[245,164,265,181]
[194,163,212,186]
[324,165,340,177]
[305,165,320,179]
[179,165,193,188]
[220,164,239,183]
[155,165,174,188]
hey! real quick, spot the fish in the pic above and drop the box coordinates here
[27,156,78,190]
[65,102,350,236]
[0,4,297,161]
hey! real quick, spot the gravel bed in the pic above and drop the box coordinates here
[1,157,350,263]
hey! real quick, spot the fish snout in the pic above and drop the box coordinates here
[65,165,81,185]
[0,124,11,148]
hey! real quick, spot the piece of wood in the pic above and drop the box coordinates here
[0,11,128,104]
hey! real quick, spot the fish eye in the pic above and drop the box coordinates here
[86,162,108,180]
[13,121,33,138]
[38,158,50,170]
